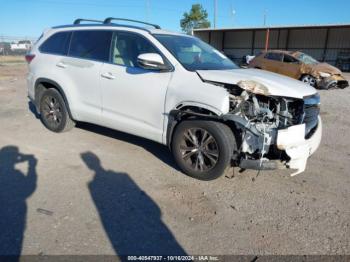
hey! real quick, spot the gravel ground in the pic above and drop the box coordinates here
[0,64,349,257]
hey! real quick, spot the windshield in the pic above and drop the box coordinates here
[297,53,319,65]
[154,34,238,71]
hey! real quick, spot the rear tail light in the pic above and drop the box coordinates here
[25,54,35,64]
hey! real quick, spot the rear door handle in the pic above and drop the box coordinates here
[101,72,115,80]
[56,62,67,68]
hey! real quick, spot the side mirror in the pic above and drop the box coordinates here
[137,53,169,71]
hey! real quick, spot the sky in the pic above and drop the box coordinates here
[1,0,350,38]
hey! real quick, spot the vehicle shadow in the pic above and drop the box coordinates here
[27,101,179,171]
[0,146,37,257]
[81,152,186,257]
[77,122,179,171]
[28,101,40,119]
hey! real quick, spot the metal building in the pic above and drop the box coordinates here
[194,24,350,71]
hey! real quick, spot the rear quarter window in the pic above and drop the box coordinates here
[68,30,112,62]
[39,31,71,55]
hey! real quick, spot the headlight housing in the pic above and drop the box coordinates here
[319,72,331,78]
[237,80,270,95]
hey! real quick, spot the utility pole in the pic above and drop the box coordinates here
[265,28,270,51]
[214,0,217,28]
[230,3,236,27]
[264,9,269,51]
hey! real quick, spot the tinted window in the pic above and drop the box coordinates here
[111,32,159,67]
[155,34,238,71]
[40,31,71,55]
[264,52,282,61]
[69,30,112,62]
[283,54,299,63]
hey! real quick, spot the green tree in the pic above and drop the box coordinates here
[180,4,211,34]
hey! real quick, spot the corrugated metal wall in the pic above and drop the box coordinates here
[223,30,252,60]
[194,26,350,71]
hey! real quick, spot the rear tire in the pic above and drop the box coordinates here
[171,120,235,181]
[39,88,75,133]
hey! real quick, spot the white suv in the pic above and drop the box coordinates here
[27,18,322,180]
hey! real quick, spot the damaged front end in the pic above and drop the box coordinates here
[317,73,349,89]
[222,80,322,176]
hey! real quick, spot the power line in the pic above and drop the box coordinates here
[230,3,236,27]
[264,9,268,26]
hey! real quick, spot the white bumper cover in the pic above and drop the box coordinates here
[276,116,322,176]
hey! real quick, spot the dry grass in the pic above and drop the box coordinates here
[0,55,25,64]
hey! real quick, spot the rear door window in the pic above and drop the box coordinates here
[39,31,71,55]
[69,30,112,62]
[264,52,283,62]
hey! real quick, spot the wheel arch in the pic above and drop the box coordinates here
[34,78,74,119]
[165,103,240,150]
[166,105,218,148]
[166,107,254,160]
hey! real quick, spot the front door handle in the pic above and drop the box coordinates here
[56,62,67,68]
[101,72,115,80]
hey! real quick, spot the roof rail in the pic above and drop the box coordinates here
[103,17,161,29]
[73,19,104,25]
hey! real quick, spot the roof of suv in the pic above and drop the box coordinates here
[53,24,184,36]
[52,18,186,36]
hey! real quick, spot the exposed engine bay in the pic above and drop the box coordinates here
[221,80,321,174]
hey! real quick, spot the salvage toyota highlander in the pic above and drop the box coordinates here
[26,18,322,180]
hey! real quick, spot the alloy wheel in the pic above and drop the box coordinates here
[180,128,219,171]
[42,96,63,128]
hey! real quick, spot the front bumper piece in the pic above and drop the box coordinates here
[276,116,322,176]
[318,75,349,89]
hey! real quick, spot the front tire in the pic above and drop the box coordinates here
[39,88,75,133]
[300,75,317,87]
[171,120,235,181]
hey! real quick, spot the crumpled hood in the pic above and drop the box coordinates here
[197,68,317,99]
[310,62,342,75]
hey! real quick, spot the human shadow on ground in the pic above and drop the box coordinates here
[81,151,186,257]
[0,146,37,257]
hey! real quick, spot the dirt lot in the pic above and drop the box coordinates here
[0,55,25,64]
[0,63,349,257]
